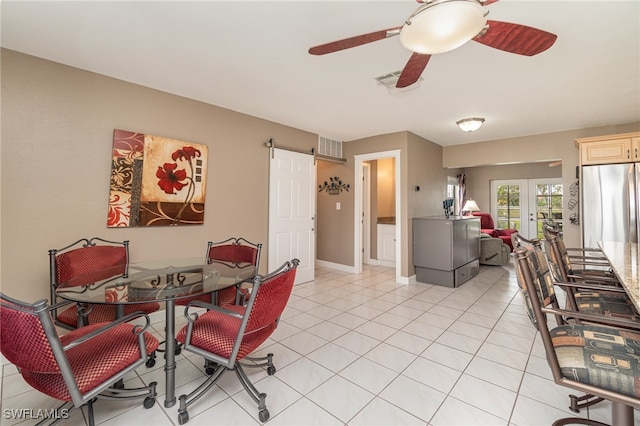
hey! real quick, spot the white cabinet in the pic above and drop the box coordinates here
[576,132,640,165]
[377,224,396,266]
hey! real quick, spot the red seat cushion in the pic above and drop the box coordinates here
[481,229,499,238]
[21,322,159,401]
[176,306,276,361]
[175,286,248,307]
[56,302,160,328]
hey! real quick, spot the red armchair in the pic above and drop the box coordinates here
[472,212,517,252]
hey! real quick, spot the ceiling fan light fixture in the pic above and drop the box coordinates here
[456,117,485,132]
[400,0,487,54]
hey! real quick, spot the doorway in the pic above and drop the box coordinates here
[362,162,372,264]
[354,150,402,283]
[490,178,563,239]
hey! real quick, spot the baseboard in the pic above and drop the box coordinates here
[363,258,395,268]
[314,259,357,274]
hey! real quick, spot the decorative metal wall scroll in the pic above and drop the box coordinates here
[568,180,579,225]
[318,176,350,195]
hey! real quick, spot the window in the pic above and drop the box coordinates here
[495,182,522,230]
[532,181,563,239]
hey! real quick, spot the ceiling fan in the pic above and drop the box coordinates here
[308,0,557,88]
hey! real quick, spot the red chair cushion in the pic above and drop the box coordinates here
[473,212,517,252]
[208,245,258,266]
[21,322,159,401]
[1,299,59,373]
[481,229,499,238]
[56,246,127,286]
[472,212,495,229]
[56,302,161,328]
[176,306,276,360]
[176,286,248,307]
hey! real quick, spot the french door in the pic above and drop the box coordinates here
[491,178,563,239]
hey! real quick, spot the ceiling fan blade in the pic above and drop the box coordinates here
[308,27,402,55]
[473,20,557,56]
[396,52,431,88]
[416,0,500,3]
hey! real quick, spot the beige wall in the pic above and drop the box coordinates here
[342,133,407,274]
[1,49,317,301]
[3,48,639,301]
[443,123,640,247]
[376,158,395,218]
[406,132,460,276]
[338,132,452,277]
[464,163,562,213]
[315,159,352,265]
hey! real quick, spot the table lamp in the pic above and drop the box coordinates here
[462,199,480,215]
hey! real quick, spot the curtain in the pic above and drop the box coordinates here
[457,173,466,216]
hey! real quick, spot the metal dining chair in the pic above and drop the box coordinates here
[176,237,262,307]
[515,233,640,414]
[514,246,640,425]
[541,228,639,321]
[49,237,160,330]
[175,259,298,424]
[0,292,159,426]
[542,225,620,285]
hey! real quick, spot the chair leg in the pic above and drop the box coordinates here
[569,393,605,412]
[552,402,635,426]
[611,401,635,426]
[146,350,157,368]
[234,363,270,422]
[96,380,157,413]
[177,364,226,425]
[241,353,275,375]
[87,398,96,426]
[552,418,607,426]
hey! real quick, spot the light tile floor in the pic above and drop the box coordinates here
[3,262,640,425]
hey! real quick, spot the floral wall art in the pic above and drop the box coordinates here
[107,129,208,227]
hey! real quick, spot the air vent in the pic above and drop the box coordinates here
[374,70,422,94]
[318,136,342,158]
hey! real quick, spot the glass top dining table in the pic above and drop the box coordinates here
[56,257,257,408]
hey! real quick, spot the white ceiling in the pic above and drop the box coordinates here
[2,1,639,146]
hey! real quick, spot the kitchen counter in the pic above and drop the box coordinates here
[377,216,395,225]
[598,241,640,311]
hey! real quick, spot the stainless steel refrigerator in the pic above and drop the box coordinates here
[581,163,639,248]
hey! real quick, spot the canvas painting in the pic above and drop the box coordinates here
[108,129,208,227]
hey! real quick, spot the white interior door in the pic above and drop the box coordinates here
[268,148,315,284]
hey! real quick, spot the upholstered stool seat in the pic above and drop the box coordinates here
[514,246,640,425]
[550,324,640,398]
[573,291,640,321]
